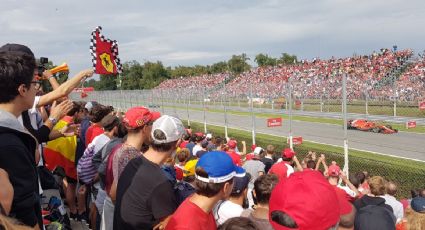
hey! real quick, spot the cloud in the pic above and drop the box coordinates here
[0,0,424,77]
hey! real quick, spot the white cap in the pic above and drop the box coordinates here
[151,115,185,144]
[253,147,263,155]
[206,133,212,139]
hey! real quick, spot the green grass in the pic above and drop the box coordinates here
[186,120,425,198]
[169,105,425,133]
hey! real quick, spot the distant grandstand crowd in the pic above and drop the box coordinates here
[156,49,425,102]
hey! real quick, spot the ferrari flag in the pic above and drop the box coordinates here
[90,26,122,74]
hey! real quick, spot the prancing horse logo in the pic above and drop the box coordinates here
[100,53,114,73]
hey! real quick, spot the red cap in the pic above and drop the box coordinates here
[328,164,341,177]
[123,106,160,129]
[282,148,295,159]
[227,140,237,149]
[251,144,257,151]
[333,186,353,215]
[269,170,340,230]
[195,132,204,137]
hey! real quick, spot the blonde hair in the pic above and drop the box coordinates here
[405,207,425,230]
[0,214,32,230]
[368,176,386,196]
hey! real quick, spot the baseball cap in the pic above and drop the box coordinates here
[411,196,425,213]
[123,106,160,129]
[227,140,237,149]
[85,101,97,113]
[251,144,257,151]
[151,115,185,144]
[0,43,34,57]
[183,159,198,177]
[206,133,212,139]
[253,147,263,155]
[269,170,340,230]
[195,151,245,184]
[201,140,209,148]
[328,164,341,177]
[232,173,251,195]
[282,148,295,159]
[101,114,119,130]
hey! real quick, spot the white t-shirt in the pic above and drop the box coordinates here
[192,144,203,156]
[213,200,244,225]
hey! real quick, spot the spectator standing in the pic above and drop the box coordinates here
[382,181,404,223]
[268,148,299,181]
[260,145,275,173]
[269,170,340,230]
[165,151,245,230]
[114,115,184,230]
[226,140,246,166]
[241,174,278,230]
[214,173,251,225]
[0,44,42,228]
[242,147,265,208]
[353,176,396,229]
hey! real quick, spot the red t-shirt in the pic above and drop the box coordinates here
[226,151,242,166]
[245,153,254,161]
[174,166,183,181]
[268,162,289,181]
[165,198,216,230]
[85,123,104,147]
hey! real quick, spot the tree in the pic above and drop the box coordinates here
[97,74,118,90]
[121,61,143,90]
[210,61,228,74]
[277,53,298,65]
[139,61,170,89]
[255,53,277,67]
[228,53,251,75]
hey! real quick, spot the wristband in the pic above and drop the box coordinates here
[48,117,58,126]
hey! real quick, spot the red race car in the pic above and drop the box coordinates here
[347,119,398,134]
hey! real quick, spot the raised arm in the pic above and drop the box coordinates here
[38,69,94,107]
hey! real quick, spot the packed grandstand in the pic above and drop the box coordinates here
[156,48,425,102]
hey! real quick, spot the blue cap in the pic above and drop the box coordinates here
[411,196,425,213]
[195,151,245,184]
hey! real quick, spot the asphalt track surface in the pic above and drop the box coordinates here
[160,107,425,162]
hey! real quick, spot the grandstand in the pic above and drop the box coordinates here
[155,48,425,103]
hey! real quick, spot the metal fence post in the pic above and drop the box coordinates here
[342,73,349,175]
[203,88,207,133]
[186,92,190,127]
[224,79,228,139]
[250,84,256,145]
[365,90,369,116]
[288,77,293,150]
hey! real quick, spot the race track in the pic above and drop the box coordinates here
[161,107,425,162]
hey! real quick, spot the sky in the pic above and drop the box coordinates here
[1,0,424,77]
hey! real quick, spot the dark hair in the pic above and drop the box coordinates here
[218,217,260,230]
[182,133,191,141]
[117,122,128,138]
[91,104,112,123]
[270,211,298,228]
[215,137,223,146]
[0,52,36,103]
[254,174,279,205]
[194,167,233,197]
[349,174,360,188]
[306,160,316,169]
[355,172,366,184]
[67,101,83,116]
[151,129,177,152]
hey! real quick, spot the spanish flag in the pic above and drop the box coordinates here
[44,116,78,179]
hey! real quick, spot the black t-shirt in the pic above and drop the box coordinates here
[261,157,274,174]
[113,155,177,230]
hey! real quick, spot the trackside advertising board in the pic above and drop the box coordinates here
[267,118,282,127]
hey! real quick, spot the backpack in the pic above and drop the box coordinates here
[77,144,97,184]
[174,181,196,205]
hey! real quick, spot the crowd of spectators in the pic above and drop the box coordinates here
[156,49,425,103]
[1,43,425,230]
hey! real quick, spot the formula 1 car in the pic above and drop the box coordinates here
[347,119,398,134]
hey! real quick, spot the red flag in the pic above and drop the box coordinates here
[90,26,122,75]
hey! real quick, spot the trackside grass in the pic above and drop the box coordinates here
[186,121,425,198]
